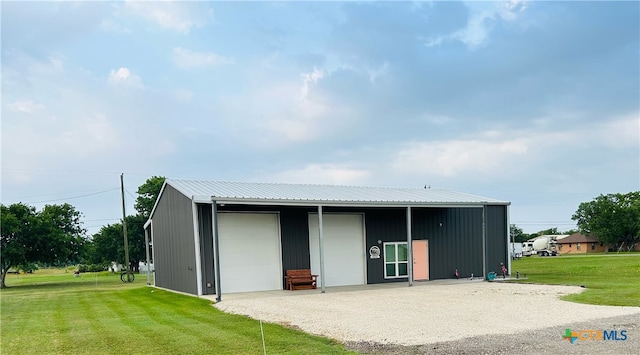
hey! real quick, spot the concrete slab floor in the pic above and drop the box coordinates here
[200,277,487,302]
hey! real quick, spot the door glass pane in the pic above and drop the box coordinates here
[397,243,408,261]
[386,264,396,277]
[385,245,396,262]
[398,262,408,276]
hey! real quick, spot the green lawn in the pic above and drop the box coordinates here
[0,270,352,354]
[3,255,638,353]
[511,254,640,306]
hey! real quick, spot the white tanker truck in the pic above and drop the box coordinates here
[533,236,558,256]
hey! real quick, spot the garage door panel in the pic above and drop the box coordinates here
[218,213,281,293]
[309,214,365,287]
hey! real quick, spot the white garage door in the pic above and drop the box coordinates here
[217,213,282,293]
[309,214,365,287]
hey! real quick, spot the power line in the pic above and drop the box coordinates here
[3,186,120,201]
[1,167,155,177]
[83,218,121,222]
[17,187,120,204]
[125,188,137,201]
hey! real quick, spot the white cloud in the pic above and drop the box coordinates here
[171,47,232,69]
[589,114,640,149]
[107,67,144,88]
[172,88,195,103]
[221,69,332,145]
[2,110,121,186]
[270,164,371,185]
[392,136,530,177]
[502,0,529,20]
[100,18,131,34]
[300,67,324,101]
[266,102,326,143]
[427,1,529,48]
[453,10,494,47]
[8,100,45,114]
[263,69,331,143]
[368,62,389,83]
[54,113,120,158]
[124,1,211,34]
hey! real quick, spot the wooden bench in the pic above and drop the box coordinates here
[285,269,318,290]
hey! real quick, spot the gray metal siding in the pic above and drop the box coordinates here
[365,209,407,284]
[413,208,484,280]
[152,185,198,295]
[485,205,509,276]
[197,204,216,295]
[280,208,312,281]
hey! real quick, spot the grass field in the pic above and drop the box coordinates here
[511,254,640,306]
[2,255,638,353]
[0,270,352,354]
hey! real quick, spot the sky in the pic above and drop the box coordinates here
[1,1,639,236]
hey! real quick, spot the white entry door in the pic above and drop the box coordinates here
[217,213,282,293]
[308,214,365,287]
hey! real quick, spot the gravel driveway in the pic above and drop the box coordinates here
[215,281,639,353]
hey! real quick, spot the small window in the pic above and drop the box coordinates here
[558,244,563,250]
[591,243,595,250]
[384,242,408,279]
[600,242,604,246]
[577,243,581,251]
[569,243,572,248]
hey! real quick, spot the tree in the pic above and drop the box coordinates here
[510,224,527,243]
[89,214,147,272]
[37,203,87,265]
[1,203,38,288]
[135,176,165,219]
[1,203,87,288]
[90,223,122,266]
[536,227,560,236]
[122,214,147,272]
[572,192,640,250]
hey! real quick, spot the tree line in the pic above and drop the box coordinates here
[510,191,640,251]
[1,176,165,288]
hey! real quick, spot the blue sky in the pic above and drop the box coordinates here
[2,1,638,235]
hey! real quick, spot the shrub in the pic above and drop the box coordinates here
[77,264,107,273]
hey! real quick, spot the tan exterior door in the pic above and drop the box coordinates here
[412,240,429,281]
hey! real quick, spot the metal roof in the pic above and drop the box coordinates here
[166,179,509,206]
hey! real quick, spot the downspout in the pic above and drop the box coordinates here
[212,201,222,302]
[406,206,413,286]
[482,205,487,280]
[318,205,326,294]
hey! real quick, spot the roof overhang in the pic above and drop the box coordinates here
[210,196,510,208]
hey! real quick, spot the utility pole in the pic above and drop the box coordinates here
[120,173,132,282]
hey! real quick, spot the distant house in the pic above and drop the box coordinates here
[556,233,606,254]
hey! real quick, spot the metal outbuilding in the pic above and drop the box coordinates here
[144,179,511,301]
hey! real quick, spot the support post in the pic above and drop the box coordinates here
[318,205,326,294]
[482,205,487,280]
[144,227,151,285]
[120,173,130,275]
[212,202,222,302]
[506,204,512,275]
[192,201,203,296]
[407,206,413,286]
